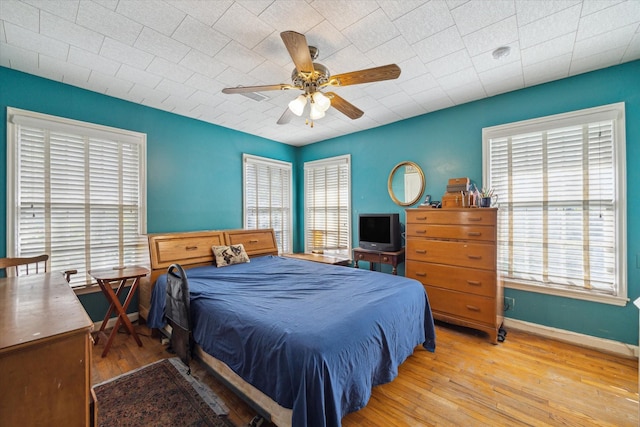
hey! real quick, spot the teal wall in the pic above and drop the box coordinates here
[2,61,639,343]
[298,60,640,345]
[0,67,297,321]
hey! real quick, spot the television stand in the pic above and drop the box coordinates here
[353,247,405,275]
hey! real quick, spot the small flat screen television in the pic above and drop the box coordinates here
[358,213,401,252]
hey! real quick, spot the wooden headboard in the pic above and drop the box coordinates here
[140,228,278,322]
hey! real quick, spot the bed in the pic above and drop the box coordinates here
[144,229,436,427]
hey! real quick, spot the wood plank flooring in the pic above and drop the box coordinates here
[91,322,638,426]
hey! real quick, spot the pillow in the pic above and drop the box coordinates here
[212,244,250,267]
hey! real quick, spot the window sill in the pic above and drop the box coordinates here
[505,280,628,307]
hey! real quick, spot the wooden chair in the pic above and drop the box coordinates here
[0,255,49,278]
[0,255,77,282]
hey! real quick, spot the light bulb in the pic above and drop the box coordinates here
[309,103,325,120]
[312,91,331,112]
[288,94,307,116]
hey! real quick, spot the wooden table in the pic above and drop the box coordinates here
[282,252,351,266]
[0,273,94,426]
[353,247,405,275]
[89,266,149,357]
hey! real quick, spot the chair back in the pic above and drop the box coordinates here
[0,255,49,278]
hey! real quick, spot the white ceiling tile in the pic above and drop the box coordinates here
[581,0,627,16]
[22,0,79,21]
[482,73,525,97]
[162,94,199,114]
[570,46,627,75]
[217,66,259,86]
[147,56,193,83]
[88,70,134,94]
[622,31,640,61]
[323,44,372,74]
[236,0,272,16]
[4,22,69,59]
[520,33,575,67]
[0,41,38,69]
[41,11,104,53]
[259,1,323,33]
[398,73,439,95]
[412,26,464,63]
[173,16,229,57]
[478,60,523,86]
[180,49,228,78]
[215,40,265,72]
[366,36,415,66]
[116,64,162,88]
[577,0,640,40]
[76,0,142,45]
[189,89,226,108]
[68,45,120,75]
[310,1,378,31]
[342,8,399,53]
[395,1,454,44]
[515,0,581,26]
[463,16,518,57]
[92,0,118,11]
[574,23,638,59]
[438,65,481,90]
[129,83,169,103]
[519,4,581,49]
[166,0,232,26]
[248,60,290,85]
[523,53,571,85]
[447,79,486,105]
[185,72,224,93]
[156,77,196,98]
[397,56,428,81]
[100,37,155,69]
[214,3,274,49]
[135,26,189,62]
[363,80,401,98]
[451,0,515,36]
[116,0,185,36]
[305,20,350,60]
[253,31,295,67]
[376,0,424,20]
[412,86,454,113]
[1,20,7,43]
[0,0,39,32]
[39,53,91,82]
[426,49,473,78]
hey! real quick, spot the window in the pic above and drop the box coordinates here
[243,154,292,253]
[483,103,626,305]
[6,107,148,288]
[304,155,351,257]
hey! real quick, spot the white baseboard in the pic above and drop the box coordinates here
[503,318,639,359]
[93,312,139,331]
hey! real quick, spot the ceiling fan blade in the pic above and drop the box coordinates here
[277,107,294,125]
[280,31,315,74]
[222,84,294,94]
[324,64,401,87]
[326,92,364,120]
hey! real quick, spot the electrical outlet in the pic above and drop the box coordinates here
[504,297,515,311]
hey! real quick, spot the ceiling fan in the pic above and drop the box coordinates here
[222,31,401,127]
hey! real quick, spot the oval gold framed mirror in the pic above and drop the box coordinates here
[388,161,425,206]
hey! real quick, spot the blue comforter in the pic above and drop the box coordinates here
[148,256,435,427]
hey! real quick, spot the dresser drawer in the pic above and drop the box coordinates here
[406,209,496,226]
[354,250,380,263]
[406,239,495,270]
[406,261,496,297]
[425,286,495,324]
[406,223,495,242]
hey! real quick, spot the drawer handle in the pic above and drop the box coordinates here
[468,217,482,222]
[185,246,198,251]
[416,216,427,220]
[467,280,481,286]
[249,239,259,243]
[416,230,427,234]
[415,250,427,254]
[415,272,426,277]
[358,254,364,259]
[467,255,482,260]
[468,232,481,236]
[382,256,389,261]
[466,305,481,312]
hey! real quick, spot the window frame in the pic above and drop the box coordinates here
[482,103,627,306]
[6,107,148,289]
[242,153,292,254]
[303,154,352,257]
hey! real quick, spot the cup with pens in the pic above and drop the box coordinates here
[478,187,497,207]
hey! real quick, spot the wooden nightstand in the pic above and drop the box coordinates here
[353,247,405,275]
[282,253,351,266]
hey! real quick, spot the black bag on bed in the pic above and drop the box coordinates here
[163,263,193,372]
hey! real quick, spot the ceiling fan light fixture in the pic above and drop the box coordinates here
[309,103,325,120]
[312,91,331,112]
[288,94,307,116]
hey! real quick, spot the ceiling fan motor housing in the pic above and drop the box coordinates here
[291,62,331,93]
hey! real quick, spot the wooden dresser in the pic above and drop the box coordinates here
[0,273,94,426]
[405,208,503,343]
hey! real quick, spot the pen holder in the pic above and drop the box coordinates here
[480,195,498,207]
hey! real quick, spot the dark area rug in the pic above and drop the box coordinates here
[94,357,236,427]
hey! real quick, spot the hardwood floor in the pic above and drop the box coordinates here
[91,322,638,426]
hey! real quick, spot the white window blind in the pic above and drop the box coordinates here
[304,155,351,256]
[243,154,292,254]
[6,108,148,287]
[483,103,626,305]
